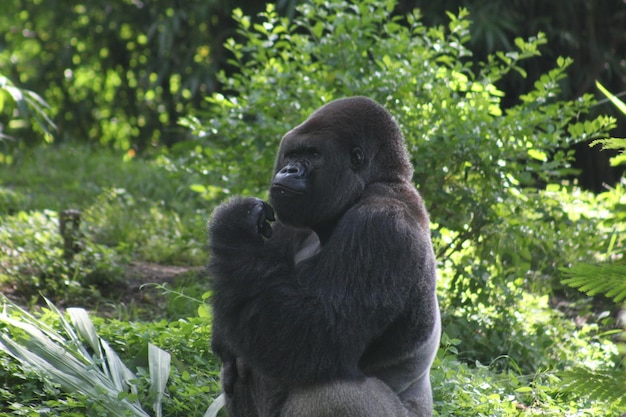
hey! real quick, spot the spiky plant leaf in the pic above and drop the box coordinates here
[67,307,101,355]
[0,295,152,416]
[101,338,140,398]
[149,342,171,417]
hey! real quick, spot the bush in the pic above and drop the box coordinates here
[82,187,206,265]
[0,210,125,304]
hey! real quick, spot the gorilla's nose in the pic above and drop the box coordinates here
[278,162,307,179]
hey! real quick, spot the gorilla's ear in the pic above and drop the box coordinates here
[350,146,365,169]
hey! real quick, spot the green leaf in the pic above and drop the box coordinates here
[559,367,626,409]
[190,184,207,193]
[197,303,212,318]
[609,153,626,166]
[591,138,626,151]
[312,21,324,38]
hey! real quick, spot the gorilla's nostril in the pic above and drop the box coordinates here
[279,163,305,177]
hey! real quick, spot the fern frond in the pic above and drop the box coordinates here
[561,263,626,303]
[559,367,626,410]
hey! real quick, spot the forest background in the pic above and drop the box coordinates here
[0,0,625,416]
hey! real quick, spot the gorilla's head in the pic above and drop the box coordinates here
[269,96,412,239]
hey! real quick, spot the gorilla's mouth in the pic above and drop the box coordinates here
[271,183,305,195]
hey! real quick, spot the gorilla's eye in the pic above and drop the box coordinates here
[350,147,365,167]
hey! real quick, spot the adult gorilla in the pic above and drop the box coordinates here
[208,96,441,417]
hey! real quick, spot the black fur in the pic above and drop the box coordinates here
[209,97,441,417]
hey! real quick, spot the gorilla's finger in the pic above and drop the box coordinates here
[263,202,276,222]
[259,221,273,239]
[250,200,273,238]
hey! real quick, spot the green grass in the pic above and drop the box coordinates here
[0,144,203,213]
[0,143,210,266]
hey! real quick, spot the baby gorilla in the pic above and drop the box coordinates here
[209,96,441,417]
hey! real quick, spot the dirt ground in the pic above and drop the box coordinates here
[0,261,207,319]
[104,261,207,318]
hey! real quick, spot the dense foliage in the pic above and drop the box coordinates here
[0,0,249,148]
[2,0,624,188]
[0,0,624,416]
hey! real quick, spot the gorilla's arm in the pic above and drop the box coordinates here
[209,195,434,384]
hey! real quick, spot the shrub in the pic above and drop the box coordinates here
[0,210,124,304]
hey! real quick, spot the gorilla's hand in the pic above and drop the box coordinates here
[249,198,275,239]
[209,197,275,247]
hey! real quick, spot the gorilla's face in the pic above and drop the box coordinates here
[269,97,413,241]
[269,124,366,239]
